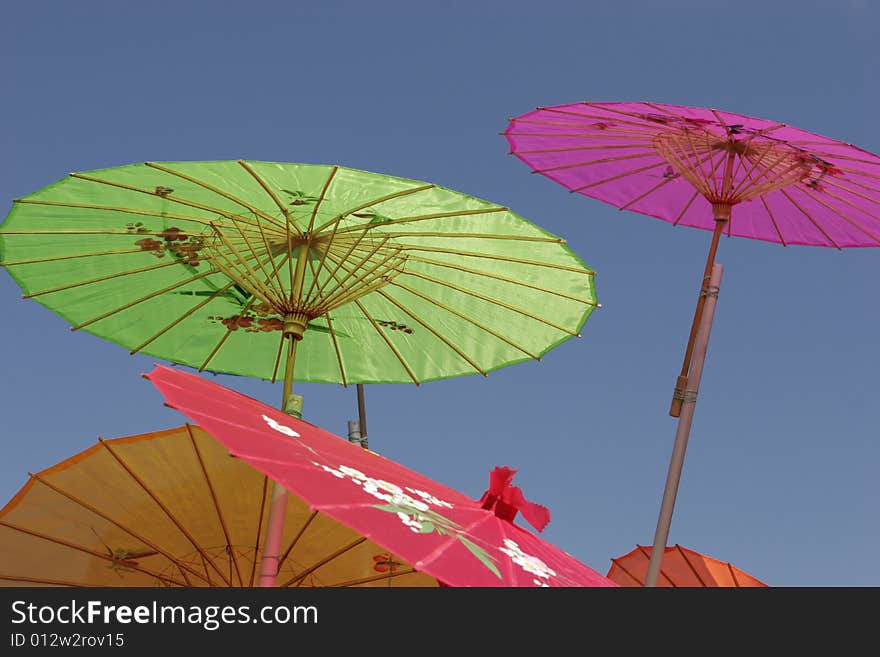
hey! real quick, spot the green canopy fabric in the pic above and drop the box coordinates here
[0,160,598,385]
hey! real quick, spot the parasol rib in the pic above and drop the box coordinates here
[185,424,244,586]
[71,270,216,331]
[407,254,595,303]
[330,206,509,237]
[10,198,231,230]
[328,568,418,587]
[388,279,542,359]
[0,247,146,267]
[22,259,190,299]
[675,544,710,587]
[0,521,186,586]
[354,298,420,385]
[570,160,673,193]
[307,166,339,233]
[276,511,318,574]
[778,189,841,248]
[313,184,436,234]
[26,473,211,585]
[532,151,657,174]
[388,245,594,274]
[129,280,239,355]
[249,476,270,587]
[97,439,232,586]
[513,143,654,154]
[397,269,584,335]
[324,312,348,386]
[143,162,288,231]
[375,288,486,376]
[671,190,700,226]
[198,295,259,372]
[236,161,303,237]
[69,173,270,229]
[282,537,368,587]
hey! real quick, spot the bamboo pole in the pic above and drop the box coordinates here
[669,212,728,417]
[646,263,723,587]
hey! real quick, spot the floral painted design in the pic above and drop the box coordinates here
[313,462,501,579]
[126,222,206,267]
[499,539,557,586]
[262,414,300,438]
[280,189,320,206]
[209,302,284,333]
[376,319,414,334]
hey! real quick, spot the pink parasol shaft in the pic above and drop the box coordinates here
[670,214,727,417]
[646,263,723,587]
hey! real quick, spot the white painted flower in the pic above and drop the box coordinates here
[262,414,300,438]
[397,512,424,532]
[533,579,549,588]
[318,464,345,479]
[406,487,454,509]
[499,539,557,580]
[338,465,367,481]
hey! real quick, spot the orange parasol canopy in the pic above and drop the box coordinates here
[607,544,767,587]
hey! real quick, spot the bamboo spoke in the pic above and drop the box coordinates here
[0,521,186,586]
[385,245,594,275]
[270,332,285,383]
[791,150,880,167]
[510,118,662,140]
[375,287,486,376]
[23,258,194,299]
[313,184,436,233]
[672,190,701,226]
[353,298,420,385]
[512,143,654,154]
[277,511,318,574]
[209,225,283,306]
[778,189,841,249]
[313,242,402,314]
[249,476,269,587]
[325,312,348,386]
[0,247,147,267]
[98,439,232,586]
[224,213,286,301]
[532,151,659,174]
[130,281,238,354]
[356,231,563,243]
[818,175,880,206]
[27,473,211,585]
[328,568,419,587]
[143,162,288,231]
[198,295,258,372]
[282,537,368,587]
[810,184,880,227]
[236,161,303,237]
[570,159,672,193]
[405,255,594,303]
[329,206,508,237]
[798,187,880,242]
[389,279,541,359]
[310,236,394,309]
[71,270,216,331]
[69,173,270,230]
[11,198,229,230]
[307,166,339,233]
[398,269,583,336]
[185,424,244,587]
[0,575,98,587]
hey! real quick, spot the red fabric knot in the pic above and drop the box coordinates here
[478,466,551,533]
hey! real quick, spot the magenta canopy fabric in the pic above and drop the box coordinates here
[144,364,617,588]
[505,101,880,248]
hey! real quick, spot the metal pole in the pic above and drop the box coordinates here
[645,263,723,587]
[356,384,368,450]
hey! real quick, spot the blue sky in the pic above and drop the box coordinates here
[1,0,878,586]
